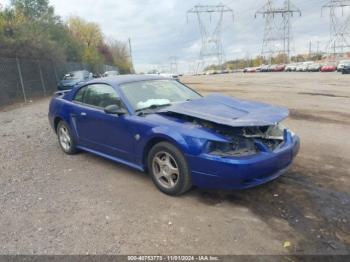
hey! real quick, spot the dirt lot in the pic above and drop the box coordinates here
[0,72,349,255]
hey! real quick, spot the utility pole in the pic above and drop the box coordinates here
[322,0,350,57]
[187,4,234,72]
[128,38,134,73]
[255,0,301,64]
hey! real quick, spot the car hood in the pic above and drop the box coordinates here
[158,94,289,127]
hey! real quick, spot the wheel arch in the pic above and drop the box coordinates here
[142,134,188,172]
[54,116,64,133]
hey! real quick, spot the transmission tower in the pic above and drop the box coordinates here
[255,0,301,64]
[187,4,234,70]
[169,56,178,74]
[322,0,350,56]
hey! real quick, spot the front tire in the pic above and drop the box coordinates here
[57,121,78,154]
[148,142,192,196]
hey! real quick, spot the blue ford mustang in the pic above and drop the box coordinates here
[48,75,300,195]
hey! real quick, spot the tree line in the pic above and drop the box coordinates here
[0,0,133,73]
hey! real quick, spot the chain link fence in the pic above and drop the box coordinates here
[0,57,118,107]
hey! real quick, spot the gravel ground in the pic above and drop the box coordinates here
[0,72,349,255]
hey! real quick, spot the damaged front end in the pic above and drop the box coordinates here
[151,93,300,189]
[176,113,301,189]
[155,93,298,160]
[205,124,287,158]
[185,117,289,158]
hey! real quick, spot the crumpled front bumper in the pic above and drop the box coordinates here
[186,132,300,190]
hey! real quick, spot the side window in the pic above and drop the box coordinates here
[74,86,87,103]
[83,84,121,108]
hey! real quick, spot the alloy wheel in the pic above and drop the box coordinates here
[58,125,72,151]
[152,151,179,189]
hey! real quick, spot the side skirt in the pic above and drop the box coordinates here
[77,146,145,172]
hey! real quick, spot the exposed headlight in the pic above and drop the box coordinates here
[206,138,258,157]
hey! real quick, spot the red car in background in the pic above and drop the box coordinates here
[273,64,286,72]
[321,64,337,72]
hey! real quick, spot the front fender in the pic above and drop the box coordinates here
[139,126,190,154]
[134,125,213,168]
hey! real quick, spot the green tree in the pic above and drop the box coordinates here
[10,0,56,21]
[67,16,105,69]
[0,1,133,73]
[67,17,103,48]
[108,40,133,74]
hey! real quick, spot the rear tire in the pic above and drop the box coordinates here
[147,142,192,196]
[57,121,78,154]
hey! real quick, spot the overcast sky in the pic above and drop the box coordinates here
[4,0,349,72]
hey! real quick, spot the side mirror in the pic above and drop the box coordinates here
[104,104,127,115]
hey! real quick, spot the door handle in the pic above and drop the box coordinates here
[80,112,87,116]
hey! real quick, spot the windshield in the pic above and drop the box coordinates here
[120,80,202,110]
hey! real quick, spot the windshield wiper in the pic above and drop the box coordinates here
[135,103,171,114]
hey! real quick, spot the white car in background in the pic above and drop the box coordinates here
[147,70,179,80]
[296,61,313,72]
[285,63,297,72]
[103,70,120,77]
[307,63,322,72]
[160,73,179,80]
[295,63,304,72]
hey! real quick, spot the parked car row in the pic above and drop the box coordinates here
[147,70,180,80]
[204,69,233,75]
[243,60,350,74]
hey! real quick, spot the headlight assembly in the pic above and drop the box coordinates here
[206,138,258,157]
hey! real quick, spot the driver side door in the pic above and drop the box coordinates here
[71,84,134,162]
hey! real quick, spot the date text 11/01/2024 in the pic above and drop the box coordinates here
[127,255,220,261]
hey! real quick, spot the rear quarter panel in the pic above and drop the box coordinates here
[48,95,75,133]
